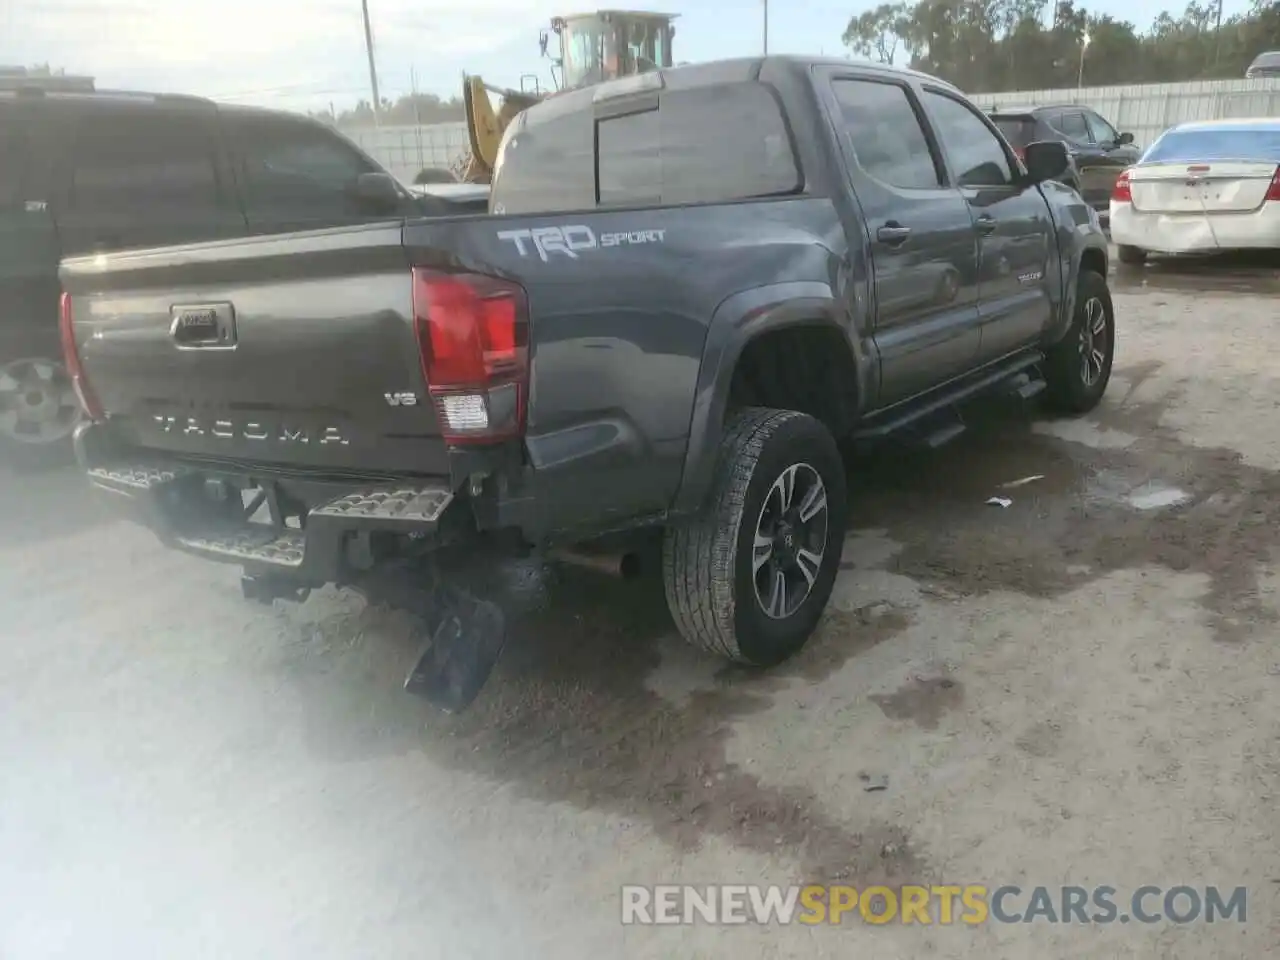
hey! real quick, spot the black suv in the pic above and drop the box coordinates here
[0,87,452,463]
[988,104,1139,217]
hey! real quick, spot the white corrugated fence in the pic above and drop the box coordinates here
[972,78,1280,149]
[341,79,1280,180]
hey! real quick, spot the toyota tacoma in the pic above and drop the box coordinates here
[61,57,1114,710]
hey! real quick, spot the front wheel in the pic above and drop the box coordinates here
[1044,269,1115,415]
[663,408,848,666]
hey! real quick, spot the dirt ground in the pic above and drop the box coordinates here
[2,252,1279,958]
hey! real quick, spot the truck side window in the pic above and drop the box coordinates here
[1050,110,1090,144]
[924,90,1014,188]
[597,108,661,206]
[232,116,377,217]
[67,109,223,212]
[1084,110,1119,146]
[830,79,941,190]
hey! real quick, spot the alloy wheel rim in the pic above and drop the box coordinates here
[1078,296,1108,387]
[0,358,82,444]
[752,462,829,620]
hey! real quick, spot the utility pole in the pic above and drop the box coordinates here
[763,0,769,54]
[1213,0,1224,69]
[361,0,382,125]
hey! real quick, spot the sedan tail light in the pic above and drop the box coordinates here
[1266,166,1280,202]
[1112,169,1133,203]
[412,268,529,445]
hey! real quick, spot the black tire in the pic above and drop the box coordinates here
[1117,244,1147,266]
[1044,269,1115,415]
[662,408,848,666]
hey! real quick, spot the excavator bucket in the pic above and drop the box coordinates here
[461,75,542,183]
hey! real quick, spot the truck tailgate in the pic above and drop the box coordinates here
[60,222,450,477]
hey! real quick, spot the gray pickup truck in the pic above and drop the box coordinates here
[62,57,1113,710]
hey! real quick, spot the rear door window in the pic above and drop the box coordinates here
[65,105,223,214]
[830,78,941,190]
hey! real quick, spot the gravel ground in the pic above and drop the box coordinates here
[2,252,1279,958]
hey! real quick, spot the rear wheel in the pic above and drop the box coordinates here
[0,357,80,467]
[663,408,847,666]
[1117,244,1147,266]
[1044,269,1115,415]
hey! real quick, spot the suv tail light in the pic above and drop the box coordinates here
[412,268,529,445]
[58,292,104,421]
[1013,146,1026,161]
[1112,169,1133,203]
[1266,166,1280,202]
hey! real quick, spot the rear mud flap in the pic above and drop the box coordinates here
[405,591,506,713]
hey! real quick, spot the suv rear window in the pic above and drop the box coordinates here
[990,115,1037,148]
[492,80,801,214]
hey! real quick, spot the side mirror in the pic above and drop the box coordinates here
[1117,131,1135,145]
[1022,140,1070,184]
[349,172,403,214]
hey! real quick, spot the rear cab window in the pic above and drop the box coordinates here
[490,79,802,214]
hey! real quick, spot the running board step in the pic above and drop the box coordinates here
[176,527,307,568]
[922,421,966,448]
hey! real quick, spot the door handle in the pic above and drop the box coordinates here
[876,222,911,246]
[975,216,997,236]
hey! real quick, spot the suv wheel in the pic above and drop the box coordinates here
[0,357,81,463]
[663,408,848,666]
[1044,269,1115,415]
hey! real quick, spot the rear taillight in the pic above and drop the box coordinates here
[1112,169,1133,203]
[1013,146,1026,162]
[58,292,104,421]
[412,268,529,445]
[1266,166,1280,202]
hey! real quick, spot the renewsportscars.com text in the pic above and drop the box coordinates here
[620,884,1247,926]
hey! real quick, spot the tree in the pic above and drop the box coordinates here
[848,0,1280,91]
[843,3,909,64]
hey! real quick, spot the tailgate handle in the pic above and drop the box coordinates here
[170,303,238,350]
[876,222,912,246]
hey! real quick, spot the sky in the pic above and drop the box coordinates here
[1,0,1258,112]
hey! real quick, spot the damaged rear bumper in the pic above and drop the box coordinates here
[75,423,459,585]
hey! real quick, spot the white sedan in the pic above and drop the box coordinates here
[1109,118,1280,265]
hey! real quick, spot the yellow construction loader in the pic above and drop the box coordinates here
[457,9,678,183]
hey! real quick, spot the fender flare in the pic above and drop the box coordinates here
[1050,233,1110,346]
[670,281,866,516]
